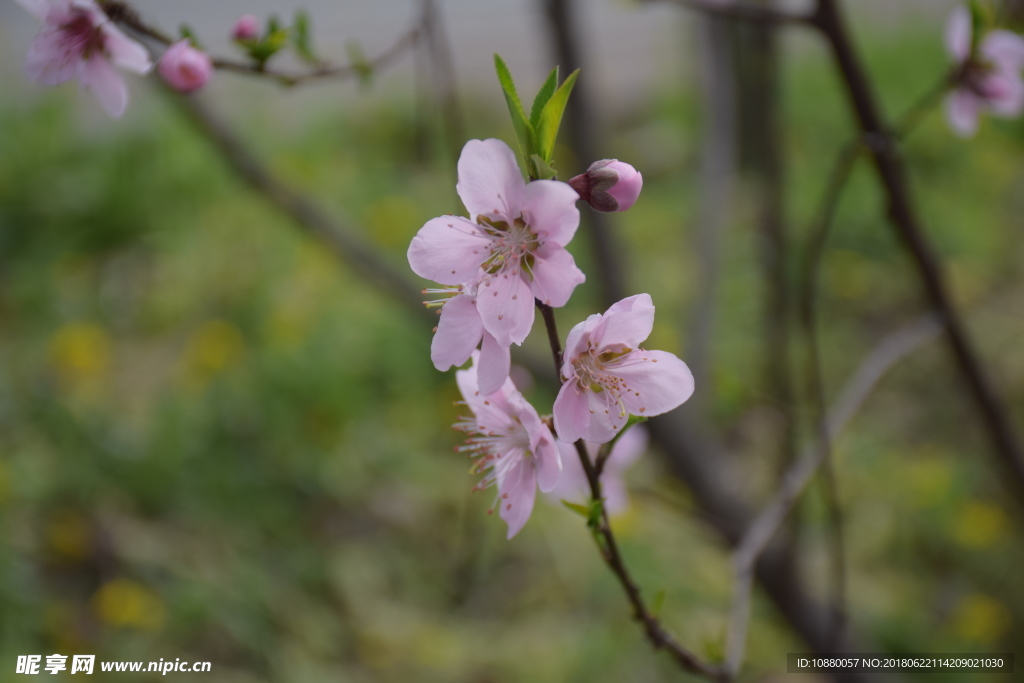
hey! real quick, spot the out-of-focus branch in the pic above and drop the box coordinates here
[104,1,421,87]
[169,92,432,323]
[724,314,943,677]
[542,0,626,308]
[645,0,813,24]
[808,0,1024,512]
[688,14,737,406]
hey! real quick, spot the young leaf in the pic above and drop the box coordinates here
[530,67,559,129]
[535,69,579,164]
[561,500,590,518]
[292,9,317,64]
[494,54,534,169]
[346,41,373,86]
[529,154,557,181]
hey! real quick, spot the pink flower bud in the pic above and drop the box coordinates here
[568,159,643,212]
[158,40,212,93]
[232,14,260,41]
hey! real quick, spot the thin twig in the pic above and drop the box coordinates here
[647,0,813,24]
[536,301,724,681]
[104,0,421,87]
[724,315,943,677]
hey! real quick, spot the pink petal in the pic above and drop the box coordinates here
[616,350,695,418]
[946,5,972,62]
[561,313,602,379]
[591,293,655,351]
[607,424,648,473]
[498,456,537,539]
[408,216,487,285]
[528,243,585,308]
[946,89,980,137]
[520,179,581,246]
[78,54,128,118]
[982,30,1024,72]
[985,73,1024,117]
[455,355,516,432]
[455,139,525,222]
[554,381,621,444]
[431,292,483,372]
[101,23,152,74]
[24,25,81,85]
[532,426,562,493]
[546,441,590,503]
[476,271,534,346]
[477,330,511,396]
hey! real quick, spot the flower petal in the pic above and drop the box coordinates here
[561,313,602,379]
[545,441,590,504]
[521,179,581,246]
[408,216,487,285]
[431,292,483,372]
[608,424,648,473]
[24,25,81,85]
[102,22,152,74]
[532,426,562,493]
[476,271,534,346]
[455,353,516,432]
[946,89,980,137]
[946,5,971,62]
[529,242,585,308]
[78,54,128,118]
[615,350,695,418]
[553,380,591,444]
[477,330,511,396]
[456,139,524,222]
[985,72,1024,117]
[591,293,655,351]
[982,30,1024,72]
[498,455,537,539]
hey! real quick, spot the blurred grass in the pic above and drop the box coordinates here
[1,16,1023,683]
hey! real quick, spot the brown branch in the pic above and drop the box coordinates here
[103,1,421,87]
[536,301,724,681]
[807,0,1024,512]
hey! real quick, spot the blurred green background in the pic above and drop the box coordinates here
[1,2,1023,681]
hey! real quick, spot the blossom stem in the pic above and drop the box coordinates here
[535,299,724,681]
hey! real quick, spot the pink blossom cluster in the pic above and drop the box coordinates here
[409,139,693,537]
[945,5,1024,137]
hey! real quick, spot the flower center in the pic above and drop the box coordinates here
[456,413,532,493]
[571,346,634,421]
[476,215,539,280]
[60,10,105,60]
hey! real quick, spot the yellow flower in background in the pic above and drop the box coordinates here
[950,594,1011,644]
[49,322,111,386]
[952,501,1008,549]
[184,319,245,384]
[93,578,165,632]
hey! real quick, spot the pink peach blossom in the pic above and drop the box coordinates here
[232,14,260,41]
[158,40,212,93]
[424,286,509,396]
[568,159,643,212]
[408,138,586,349]
[945,5,1024,137]
[554,294,694,444]
[15,0,152,117]
[455,352,561,538]
[546,425,648,516]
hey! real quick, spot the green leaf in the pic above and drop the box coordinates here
[292,10,317,64]
[494,54,534,171]
[346,41,374,86]
[530,67,559,129]
[535,68,579,165]
[561,500,590,518]
[529,154,557,181]
[178,24,200,47]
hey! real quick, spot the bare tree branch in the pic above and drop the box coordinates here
[646,0,813,24]
[724,314,943,677]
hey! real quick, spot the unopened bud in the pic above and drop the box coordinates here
[568,159,643,212]
[158,40,212,93]
[232,14,261,41]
